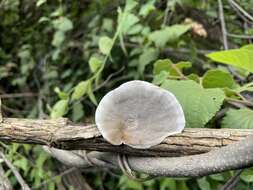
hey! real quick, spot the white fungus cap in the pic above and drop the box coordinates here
[95,80,185,149]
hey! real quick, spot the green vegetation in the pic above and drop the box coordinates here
[1,0,253,189]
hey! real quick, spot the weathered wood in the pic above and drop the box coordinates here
[0,118,252,157]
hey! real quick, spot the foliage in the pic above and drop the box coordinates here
[162,80,225,128]
[222,109,253,129]
[207,45,253,73]
[1,0,253,189]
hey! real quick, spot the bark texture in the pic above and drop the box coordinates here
[0,118,252,156]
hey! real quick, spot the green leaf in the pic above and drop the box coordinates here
[206,46,253,73]
[160,178,177,190]
[169,61,192,76]
[38,16,50,23]
[209,174,225,181]
[241,44,253,51]
[187,73,200,83]
[222,108,253,129]
[116,1,139,53]
[240,169,253,182]
[153,59,173,75]
[126,180,143,190]
[139,0,155,17]
[202,69,235,89]
[36,0,47,7]
[153,59,191,76]
[71,81,89,100]
[88,56,102,73]
[102,18,113,32]
[54,87,68,99]
[197,177,211,190]
[127,24,142,35]
[125,0,138,12]
[149,24,191,47]
[87,82,97,105]
[52,31,65,47]
[50,99,68,118]
[13,158,28,173]
[72,103,84,122]
[53,17,73,32]
[98,36,113,55]
[121,13,139,35]
[162,80,225,128]
[138,48,158,74]
[152,71,168,85]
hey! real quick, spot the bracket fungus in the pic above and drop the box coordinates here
[95,80,185,149]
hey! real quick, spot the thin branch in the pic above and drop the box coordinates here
[163,47,216,56]
[94,66,125,91]
[228,0,253,22]
[170,64,188,80]
[226,97,253,108]
[227,33,253,39]
[0,118,253,157]
[218,0,228,49]
[218,0,245,81]
[219,169,243,190]
[0,93,37,99]
[0,152,30,190]
[47,134,253,177]
[162,1,171,27]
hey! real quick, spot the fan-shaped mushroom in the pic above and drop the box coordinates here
[95,80,185,149]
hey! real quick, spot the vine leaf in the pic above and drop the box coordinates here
[50,99,68,119]
[202,69,236,89]
[89,56,102,73]
[153,59,191,76]
[138,48,158,74]
[87,81,98,105]
[161,80,225,128]
[240,169,253,183]
[206,45,253,73]
[71,81,89,101]
[222,108,253,129]
[98,36,113,55]
[149,24,191,47]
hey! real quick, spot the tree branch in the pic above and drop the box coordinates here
[0,118,253,157]
[46,134,253,177]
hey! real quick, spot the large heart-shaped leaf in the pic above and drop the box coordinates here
[161,80,225,128]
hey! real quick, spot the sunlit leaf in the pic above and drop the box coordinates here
[50,99,68,118]
[71,81,89,100]
[207,45,253,73]
[89,56,102,73]
[152,71,168,85]
[53,17,73,32]
[162,80,225,128]
[98,36,113,55]
[36,0,47,7]
[87,82,97,105]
